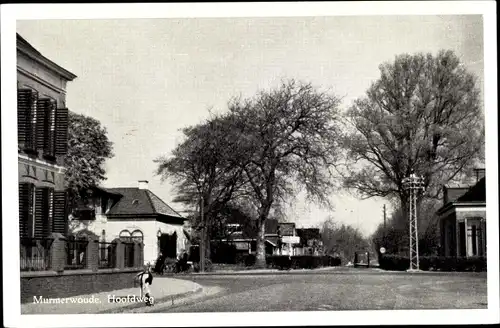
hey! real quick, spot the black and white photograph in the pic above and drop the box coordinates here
[1,2,498,327]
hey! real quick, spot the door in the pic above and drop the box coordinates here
[160,232,177,258]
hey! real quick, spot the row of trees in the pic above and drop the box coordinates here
[321,217,371,263]
[156,50,484,265]
[63,50,484,264]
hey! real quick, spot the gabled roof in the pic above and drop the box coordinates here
[17,33,77,81]
[106,187,184,220]
[437,177,486,216]
[457,177,485,202]
[265,219,279,235]
[296,228,321,241]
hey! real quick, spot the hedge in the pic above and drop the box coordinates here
[266,255,341,270]
[379,254,486,272]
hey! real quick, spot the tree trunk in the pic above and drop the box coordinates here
[255,205,271,268]
[255,218,266,268]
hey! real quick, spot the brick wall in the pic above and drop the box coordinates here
[20,269,140,303]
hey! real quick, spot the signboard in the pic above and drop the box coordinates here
[279,223,295,236]
[379,247,386,254]
[234,241,250,250]
[281,236,300,244]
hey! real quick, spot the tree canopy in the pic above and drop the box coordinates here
[343,50,484,208]
[227,79,343,266]
[64,111,114,199]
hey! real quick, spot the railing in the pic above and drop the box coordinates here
[123,242,135,268]
[64,238,89,270]
[97,241,116,269]
[20,237,54,271]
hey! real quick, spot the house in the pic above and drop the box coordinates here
[437,168,486,258]
[69,180,189,265]
[295,228,323,255]
[213,219,303,259]
[17,34,77,270]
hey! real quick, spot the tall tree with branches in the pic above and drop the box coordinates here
[228,79,343,267]
[343,50,484,211]
[155,113,249,258]
[65,112,114,205]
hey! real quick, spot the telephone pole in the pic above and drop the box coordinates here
[383,204,387,231]
[383,204,387,246]
[402,173,425,271]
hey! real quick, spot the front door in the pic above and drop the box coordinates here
[160,232,177,258]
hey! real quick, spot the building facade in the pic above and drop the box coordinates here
[17,33,76,264]
[69,180,188,265]
[437,169,486,258]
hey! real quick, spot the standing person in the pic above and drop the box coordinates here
[154,251,165,274]
[135,263,154,306]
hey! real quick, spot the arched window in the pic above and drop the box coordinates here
[119,230,132,243]
[131,230,143,243]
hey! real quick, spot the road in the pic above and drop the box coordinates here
[149,268,488,312]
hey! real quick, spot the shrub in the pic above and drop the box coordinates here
[379,254,486,272]
[265,255,341,270]
[244,254,256,267]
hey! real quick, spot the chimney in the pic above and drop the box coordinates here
[138,180,149,190]
[474,168,485,183]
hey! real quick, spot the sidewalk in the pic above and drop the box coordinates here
[21,277,202,314]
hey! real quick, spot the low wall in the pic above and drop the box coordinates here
[20,268,141,303]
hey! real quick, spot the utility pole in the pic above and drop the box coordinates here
[383,204,387,246]
[200,196,205,273]
[383,204,387,230]
[198,177,205,273]
[402,173,425,271]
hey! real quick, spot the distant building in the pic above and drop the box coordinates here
[17,33,76,241]
[437,169,486,257]
[69,180,189,265]
[214,219,314,258]
[295,228,323,255]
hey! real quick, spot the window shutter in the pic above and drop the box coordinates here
[19,183,32,238]
[46,101,57,157]
[36,98,50,150]
[18,89,38,149]
[54,108,69,156]
[34,188,46,238]
[52,191,68,234]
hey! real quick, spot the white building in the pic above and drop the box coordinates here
[69,180,189,265]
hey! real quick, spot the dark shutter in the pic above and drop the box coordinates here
[46,101,57,157]
[19,183,32,238]
[34,188,46,238]
[36,99,50,150]
[18,89,38,149]
[52,191,68,234]
[54,108,69,156]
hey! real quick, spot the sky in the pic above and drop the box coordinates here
[16,15,484,237]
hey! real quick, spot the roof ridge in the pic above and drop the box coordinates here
[143,189,156,214]
[146,190,184,218]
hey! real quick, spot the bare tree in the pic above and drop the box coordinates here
[155,113,248,259]
[343,50,484,211]
[228,79,343,267]
[321,217,370,263]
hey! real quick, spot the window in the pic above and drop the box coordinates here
[467,218,484,257]
[119,230,132,243]
[17,88,38,151]
[18,88,69,157]
[19,184,55,239]
[131,230,144,243]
